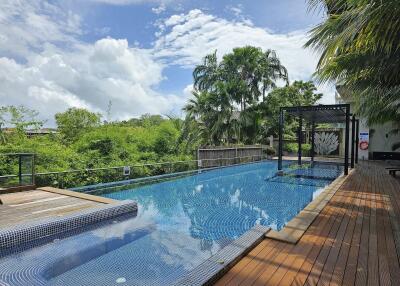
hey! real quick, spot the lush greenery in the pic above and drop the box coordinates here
[183,46,322,145]
[0,108,195,187]
[306,0,400,149]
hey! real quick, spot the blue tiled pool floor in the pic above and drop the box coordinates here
[0,161,342,286]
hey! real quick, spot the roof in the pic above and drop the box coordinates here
[281,104,350,123]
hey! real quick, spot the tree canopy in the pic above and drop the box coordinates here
[306,0,400,126]
[183,46,321,145]
[55,108,102,143]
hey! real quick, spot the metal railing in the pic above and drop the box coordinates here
[30,154,268,189]
[0,153,35,189]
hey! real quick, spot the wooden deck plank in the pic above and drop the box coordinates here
[289,192,350,286]
[304,184,356,286]
[316,182,361,286]
[216,162,400,286]
[354,167,371,286]
[267,195,339,286]
[0,189,109,228]
[332,171,365,286]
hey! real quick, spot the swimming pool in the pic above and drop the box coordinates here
[0,160,342,286]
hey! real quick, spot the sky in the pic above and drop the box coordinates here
[0,0,331,126]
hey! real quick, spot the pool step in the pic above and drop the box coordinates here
[0,200,137,250]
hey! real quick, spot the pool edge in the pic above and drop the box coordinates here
[266,169,354,244]
[174,225,271,286]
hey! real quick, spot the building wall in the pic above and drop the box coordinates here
[369,121,400,154]
[335,90,400,159]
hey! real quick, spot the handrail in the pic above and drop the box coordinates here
[29,154,265,177]
[1,154,267,188]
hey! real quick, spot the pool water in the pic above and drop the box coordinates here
[0,161,342,286]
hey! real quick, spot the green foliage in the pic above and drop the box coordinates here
[264,146,276,156]
[55,108,102,143]
[261,81,323,137]
[306,0,400,127]
[1,109,195,188]
[284,143,311,154]
[0,105,44,143]
[284,143,298,153]
[185,46,291,145]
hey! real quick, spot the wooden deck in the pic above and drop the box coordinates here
[0,189,111,229]
[216,161,400,286]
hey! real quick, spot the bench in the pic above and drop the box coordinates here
[386,167,400,177]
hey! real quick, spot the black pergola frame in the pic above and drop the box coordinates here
[277,104,357,176]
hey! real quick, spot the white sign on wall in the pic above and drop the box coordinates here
[123,166,131,176]
[359,132,369,151]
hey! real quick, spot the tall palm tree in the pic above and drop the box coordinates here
[193,51,220,92]
[185,46,289,145]
[259,49,289,101]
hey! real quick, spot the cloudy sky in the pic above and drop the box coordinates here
[0,0,331,125]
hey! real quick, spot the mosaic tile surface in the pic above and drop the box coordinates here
[0,161,342,286]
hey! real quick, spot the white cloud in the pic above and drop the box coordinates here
[89,0,173,5]
[0,1,187,125]
[154,9,335,103]
[152,4,166,14]
[183,84,194,98]
[0,1,81,59]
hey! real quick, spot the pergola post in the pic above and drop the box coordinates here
[278,108,283,172]
[311,121,315,166]
[344,104,350,175]
[355,119,359,164]
[351,115,355,168]
[298,113,302,165]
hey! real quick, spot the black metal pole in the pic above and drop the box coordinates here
[32,154,36,186]
[355,119,359,164]
[351,115,355,168]
[344,105,350,175]
[298,113,302,165]
[311,121,315,166]
[18,155,22,185]
[278,108,283,172]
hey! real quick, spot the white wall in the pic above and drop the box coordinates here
[369,121,400,153]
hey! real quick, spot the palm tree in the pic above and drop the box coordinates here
[259,50,289,101]
[306,0,400,126]
[185,46,289,145]
[193,51,220,92]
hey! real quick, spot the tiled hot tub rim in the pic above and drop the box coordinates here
[0,200,137,250]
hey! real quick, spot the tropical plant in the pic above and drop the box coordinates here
[186,46,290,145]
[306,0,400,131]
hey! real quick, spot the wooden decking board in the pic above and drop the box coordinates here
[293,190,352,285]
[0,189,109,228]
[266,192,339,286]
[355,167,372,286]
[304,182,356,286]
[251,242,294,286]
[330,170,364,286]
[380,175,400,286]
[217,162,400,286]
[233,240,286,285]
[279,184,350,286]
[341,173,368,286]
[215,240,272,285]
[317,185,360,286]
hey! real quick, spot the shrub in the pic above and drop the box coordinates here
[265,146,276,156]
[283,143,311,154]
